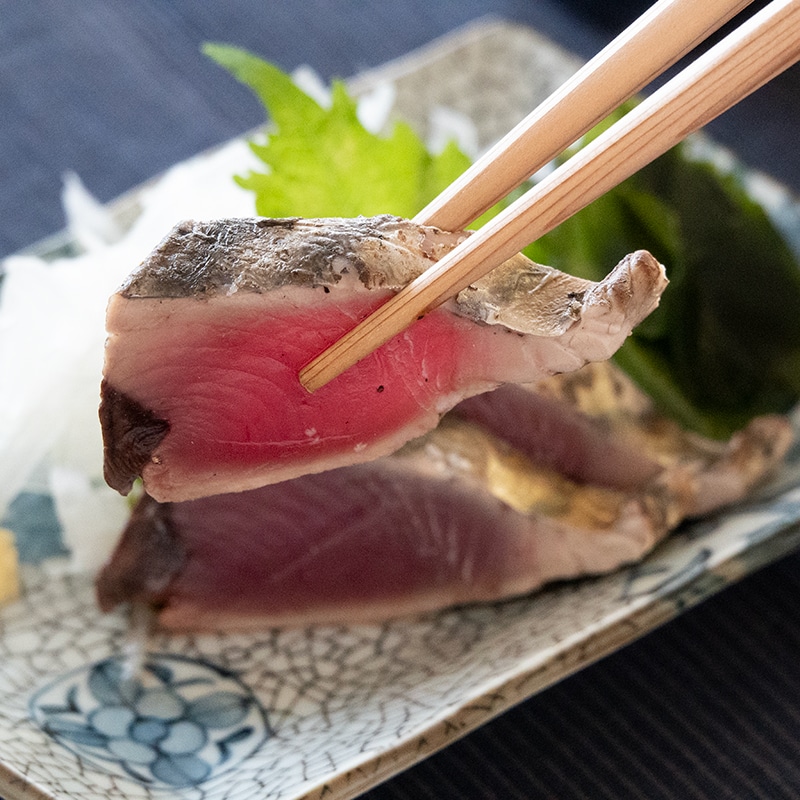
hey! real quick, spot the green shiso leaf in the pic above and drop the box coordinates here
[202,43,471,219]
[205,45,800,439]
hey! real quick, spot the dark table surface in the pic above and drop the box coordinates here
[3,2,800,798]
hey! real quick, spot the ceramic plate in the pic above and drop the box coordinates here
[2,19,800,800]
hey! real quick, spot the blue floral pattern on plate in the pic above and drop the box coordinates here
[29,653,270,789]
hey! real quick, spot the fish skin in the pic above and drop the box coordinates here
[101,216,667,502]
[116,216,468,298]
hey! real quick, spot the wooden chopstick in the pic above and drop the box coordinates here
[300,0,800,393]
[415,0,755,231]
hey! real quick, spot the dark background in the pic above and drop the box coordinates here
[3,2,800,798]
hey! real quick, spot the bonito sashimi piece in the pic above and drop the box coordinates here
[529,361,794,517]
[95,365,791,630]
[101,215,667,503]
[95,419,680,629]
[455,362,794,511]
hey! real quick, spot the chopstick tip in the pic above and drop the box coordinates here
[298,360,326,393]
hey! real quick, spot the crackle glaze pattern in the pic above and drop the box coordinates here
[3,19,800,800]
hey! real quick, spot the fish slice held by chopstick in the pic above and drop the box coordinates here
[100,215,667,502]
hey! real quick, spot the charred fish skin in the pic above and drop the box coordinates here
[117,217,663,334]
[101,216,667,502]
[118,216,467,298]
